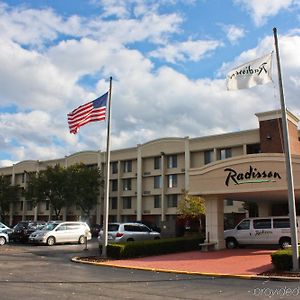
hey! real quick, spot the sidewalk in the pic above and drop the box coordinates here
[73,247,300,280]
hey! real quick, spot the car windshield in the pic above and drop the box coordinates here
[41,223,59,231]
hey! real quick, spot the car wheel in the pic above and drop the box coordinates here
[46,236,55,246]
[279,237,291,249]
[226,238,238,249]
[0,236,6,246]
[127,238,134,242]
[154,237,160,240]
[78,235,85,244]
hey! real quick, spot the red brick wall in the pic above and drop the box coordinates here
[259,118,300,154]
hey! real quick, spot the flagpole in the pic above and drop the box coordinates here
[102,77,112,257]
[273,27,299,271]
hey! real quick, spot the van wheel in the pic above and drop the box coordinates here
[78,235,85,244]
[226,238,238,249]
[46,236,55,246]
[0,236,6,246]
[279,237,291,249]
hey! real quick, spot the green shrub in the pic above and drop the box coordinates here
[106,235,205,259]
[271,246,300,271]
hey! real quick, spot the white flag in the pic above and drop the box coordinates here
[227,53,273,90]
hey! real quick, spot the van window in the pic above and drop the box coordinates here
[237,220,250,230]
[253,219,271,229]
[273,218,290,229]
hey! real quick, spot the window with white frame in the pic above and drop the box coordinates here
[123,178,131,191]
[167,155,177,168]
[123,197,132,209]
[111,197,118,209]
[154,195,161,208]
[220,148,232,160]
[111,161,118,174]
[154,156,161,170]
[111,179,118,191]
[154,176,162,189]
[167,174,177,188]
[204,149,214,164]
[123,160,132,173]
[167,194,178,207]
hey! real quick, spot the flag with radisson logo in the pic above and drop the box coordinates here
[227,53,273,90]
[68,92,108,134]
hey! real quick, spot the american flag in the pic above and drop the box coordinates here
[68,92,108,134]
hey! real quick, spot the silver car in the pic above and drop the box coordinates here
[98,222,161,243]
[29,221,91,246]
[0,231,9,246]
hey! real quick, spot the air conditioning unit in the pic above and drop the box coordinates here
[143,210,151,214]
[143,171,151,175]
[143,191,150,195]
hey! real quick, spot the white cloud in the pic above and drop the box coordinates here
[234,0,297,26]
[221,24,246,44]
[149,39,223,63]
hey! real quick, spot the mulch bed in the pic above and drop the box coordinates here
[259,269,300,278]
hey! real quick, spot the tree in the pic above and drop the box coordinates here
[0,175,19,222]
[67,164,103,223]
[177,190,205,233]
[25,165,70,219]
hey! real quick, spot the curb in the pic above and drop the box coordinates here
[71,257,300,282]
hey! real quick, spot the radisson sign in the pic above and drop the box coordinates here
[224,165,282,186]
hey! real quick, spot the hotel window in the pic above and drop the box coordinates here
[111,162,118,174]
[123,160,132,173]
[123,178,131,191]
[154,176,162,189]
[19,201,23,211]
[111,179,118,191]
[123,197,132,209]
[154,195,161,208]
[45,201,50,211]
[167,174,177,188]
[154,156,161,170]
[220,148,232,160]
[167,155,177,168]
[111,197,118,210]
[204,150,214,164]
[167,194,178,208]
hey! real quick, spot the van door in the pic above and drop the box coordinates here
[251,218,273,244]
[234,219,252,244]
[54,224,68,243]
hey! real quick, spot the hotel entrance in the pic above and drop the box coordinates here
[189,153,300,249]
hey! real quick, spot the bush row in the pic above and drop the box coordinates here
[104,235,205,259]
[271,246,300,270]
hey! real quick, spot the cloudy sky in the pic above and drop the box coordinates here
[1,0,300,167]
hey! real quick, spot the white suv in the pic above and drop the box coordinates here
[29,221,91,246]
[98,222,161,243]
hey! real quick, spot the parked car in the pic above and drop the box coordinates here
[0,231,9,246]
[224,216,300,249]
[98,222,161,243]
[0,222,13,236]
[29,221,91,246]
[10,221,46,243]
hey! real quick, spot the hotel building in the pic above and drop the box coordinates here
[1,109,300,247]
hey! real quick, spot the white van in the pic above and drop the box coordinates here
[29,221,91,246]
[224,216,300,249]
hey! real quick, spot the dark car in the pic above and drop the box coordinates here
[90,224,102,238]
[11,221,46,243]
